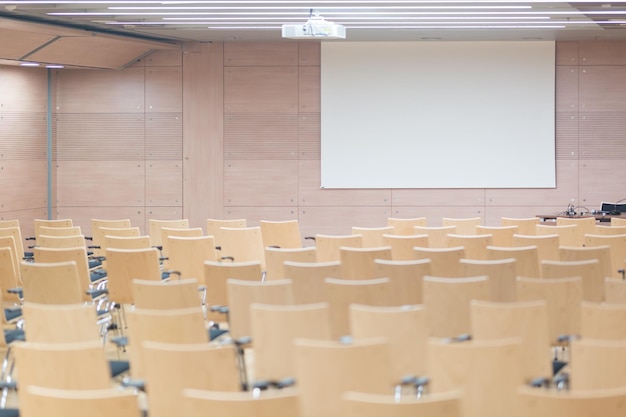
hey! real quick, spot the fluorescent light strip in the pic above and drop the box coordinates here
[165,16,550,20]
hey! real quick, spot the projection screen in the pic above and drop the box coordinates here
[320,41,556,189]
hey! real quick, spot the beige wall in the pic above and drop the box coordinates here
[1,40,626,238]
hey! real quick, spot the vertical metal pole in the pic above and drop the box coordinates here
[47,69,52,220]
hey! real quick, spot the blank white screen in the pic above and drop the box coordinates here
[320,41,556,189]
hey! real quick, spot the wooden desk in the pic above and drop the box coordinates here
[536,213,626,223]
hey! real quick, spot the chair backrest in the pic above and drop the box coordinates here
[583,234,626,279]
[559,244,612,282]
[260,219,302,249]
[536,224,578,247]
[475,225,518,247]
[142,341,241,417]
[148,219,190,248]
[38,226,82,237]
[21,386,141,417]
[487,245,540,278]
[569,338,626,390]
[469,299,552,382]
[422,275,490,338]
[516,276,583,342]
[342,390,462,417]
[226,278,294,339]
[556,216,597,246]
[167,235,217,281]
[37,234,86,249]
[103,235,151,250]
[605,278,626,304]
[0,220,20,228]
[324,277,393,339]
[160,227,204,261]
[580,301,626,340]
[428,338,523,417]
[516,385,626,417]
[339,246,392,280]
[513,233,560,262]
[381,234,428,261]
[413,226,456,248]
[386,217,427,236]
[94,227,141,256]
[459,258,517,302]
[314,234,363,262]
[132,278,203,310]
[441,217,481,235]
[413,246,465,278]
[182,388,300,417]
[283,260,341,304]
[250,302,332,382]
[0,226,26,261]
[293,337,393,417]
[33,219,73,244]
[203,260,262,323]
[33,246,94,303]
[0,245,21,303]
[264,246,317,280]
[206,218,247,252]
[500,216,539,235]
[373,258,431,305]
[595,225,626,235]
[351,226,395,248]
[446,234,493,260]
[20,260,83,305]
[219,226,266,269]
[541,259,603,302]
[105,247,162,305]
[349,304,429,381]
[22,302,102,343]
[90,218,132,254]
[611,217,626,226]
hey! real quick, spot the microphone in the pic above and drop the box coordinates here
[566,202,576,216]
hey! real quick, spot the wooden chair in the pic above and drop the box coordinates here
[559,245,612,283]
[20,260,84,305]
[132,278,203,310]
[141,341,241,417]
[293,337,394,417]
[580,301,626,340]
[0,246,22,303]
[103,235,151,250]
[486,245,540,278]
[605,278,626,304]
[441,217,481,235]
[314,234,362,262]
[20,386,142,417]
[339,246,392,280]
[160,227,204,265]
[260,219,303,249]
[342,390,462,417]
[218,226,266,270]
[584,234,626,279]
[0,226,28,261]
[349,304,429,383]
[556,216,597,247]
[413,226,456,248]
[516,276,583,343]
[595,225,626,235]
[459,258,517,302]
[611,217,626,227]
[428,338,523,417]
[226,278,294,340]
[250,303,332,386]
[500,216,539,235]
[422,275,490,338]
[206,218,247,257]
[167,235,218,281]
[476,225,517,247]
[264,246,316,281]
[541,259,603,302]
[182,388,300,417]
[283,260,341,304]
[413,246,465,278]
[386,217,427,236]
[513,234,560,262]
[36,234,86,249]
[569,338,626,390]
[0,220,20,228]
[32,219,73,246]
[148,218,190,250]
[90,218,132,257]
[536,224,578,247]
[351,226,395,248]
[105,247,164,307]
[469,299,552,382]
[373,258,431,305]
[38,225,81,237]
[324,277,393,339]
[446,234,493,260]
[516,385,626,417]
[381,234,428,261]
[22,302,105,344]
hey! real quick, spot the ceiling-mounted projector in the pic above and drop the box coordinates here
[282,11,346,40]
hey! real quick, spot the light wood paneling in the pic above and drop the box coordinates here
[0,66,47,111]
[579,114,626,159]
[0,160,48,211]
[579,41,626,65]
[391,188,485,207]
[146,113,183,160]
[224,67,299,113]
[0,113,48,159]
[299,67,320,113]
[299,113,320,160]
[555,41,579,66]
[580,160,626,204]
[224,114,298,160]
[0,28,56,60]
[146,160,183,207]
[298,42,320,66]
[579,66,626,112]
[223,207,300,227]
[555,66,579,113]
[388,207,486,226]
[56,67,145,113]
[56,161,145,206]
[224,160,298,206]
[143,49,183,67]
[224,42,298,67]
[57,207,146,236]
[556,113,579,160]
[146,67,183,113]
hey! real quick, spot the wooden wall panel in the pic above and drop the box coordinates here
[55,67,145,113]
[555,66,578,113]
[56,161,145,206]
[0,66,47,112]
[298,42,320,66]
[392,188,485,208]
[143,49,183,67]
[146,160,183,207]
[224,114,298,160]
[146,113,182,160]
[578,66,626,112]
[556,113,578,160]
[579,114,626,159]
[580,160,626,205]
[224,160,298,207]
[299,113,320,160]
[578,41,626,65]
[0,160,48,211]
[299,67,320,112]
[555,41,579,66]
[57,207,147,237]
[145,67,183,113]
[224,206,301,226]
[224,67,299,113]
[224,42,298,67]
[0,113,48,159]
[299,206,392,236]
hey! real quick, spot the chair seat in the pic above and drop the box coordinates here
[109,359,130,378]
[90,269,107,282]
[4,328,25,345]
[4,308,21,323]
[0,408,19,417]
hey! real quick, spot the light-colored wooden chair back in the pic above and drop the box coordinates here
[605,278,626,304]
[516,385,626,417]
[595,225,626,235]
[103,235,151,250]
[90,218,132,250]
[611,217,626,227]
[373,258,431,305]
[37,234,86,249]
[38,226,81,237]
[160,227,204,261]
[584,234,626,279]
[33,219,73,244]
[182,388,299,417]
[219,226,266,270]
[339,246,392,280]
[476,225,517,247]
[413,226,456,248]
[20,260,83,305]
[559,245,612,282]
[513,234,560,262]
[206,218,247,254]
[95,227,141,257]
[580,301,626,340]
[541,259,603,302]
[386,217,427,236]
[0,227,26,264]
[314,234,363,262]
[536,223,578,247]
[167,235,217,281]
[264,246,317,280]
[459,258,517,302]
[260,219,303,249]
[500,216,539,235]
[0,245,21,302]
[132,278,203,310]
[148,219,190,249]
[342,390,462,417]
[487,245,540,278]
[446,234,493,260]
[569,338,626,390]
[413,246,465,278]
[283,260,341,304]
[351,226,395,248]
[556,216,597,247]
[441,217,481,235]
[105,247,162,305]
[22,302,102,344]
[381,234,428,261]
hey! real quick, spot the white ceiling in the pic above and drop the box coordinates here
[2,1,626,44]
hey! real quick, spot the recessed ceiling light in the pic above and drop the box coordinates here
[20,62,40,67]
